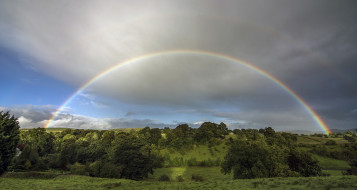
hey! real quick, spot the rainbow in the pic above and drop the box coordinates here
[43,49,331,134]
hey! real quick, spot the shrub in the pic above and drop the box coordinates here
[176,175,184,182]
[288,150,322,177]
[187,157,197,166]
[158,174,170,181]
[325,140,337,145]
[4,171,58,179]
[88,161,121,178]
[343,159,357,175]
[192,174,204,181]
[69,162,87,175]
[102,182,121,188]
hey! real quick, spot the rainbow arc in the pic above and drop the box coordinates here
[43,49,331,134]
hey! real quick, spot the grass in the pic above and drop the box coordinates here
[1,171,357,190]
[148,167,232,182]
[323,170,344,176]
[312,154,350,170]
[159,143,228,166]
[297,136,350,145]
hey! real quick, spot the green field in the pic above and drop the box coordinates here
[312,154,350,170]
[297,136,349,144]
[1,171,357,190]
[160,143,227,164]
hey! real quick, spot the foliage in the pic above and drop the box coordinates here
[191,174,204,181]
[69,162,88,176]
[325,139,337,145]
[0,111,20,175]
[2,173,357,190]
[344,159,357,175]
[222,128,321,179]
[195,122,228,143]
[158,174,170,181]
[309,143,357,161]
[109,133,155,180]
[176,175,184,182]
[162,124,195,149]
[139,127,162,146]
[221,139,294,179]
[12,145,48,171]
[20,128,55,156]
[7,125,356,181]
[288,150,322,177]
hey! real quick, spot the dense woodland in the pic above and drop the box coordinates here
[1,111,357,182]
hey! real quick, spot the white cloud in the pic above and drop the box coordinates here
[193,121,204,125]
[18,116,32,125]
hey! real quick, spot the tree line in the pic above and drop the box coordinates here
[1,111,356,180]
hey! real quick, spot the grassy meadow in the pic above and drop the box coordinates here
[1,171,357,190]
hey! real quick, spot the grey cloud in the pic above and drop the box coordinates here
[0,105,55,123]
[0,106,173,129]
[0,1,356,130]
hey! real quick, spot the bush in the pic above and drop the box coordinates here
[158,174,170,181]
[102,182,121,188]
[176,175,184,182]
[344,160,357,175]
[3,171,58,179]
[192,174,204,181]
[187,157,197,166]
[221,140,290,179]
[11,145,48,171]
[69,162,87,175]
[325,140,337,145]
[88,161,121,178]
[288,150,322,177]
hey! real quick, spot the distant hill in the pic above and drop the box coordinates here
[282,130,320,135]
[283,128,356,135]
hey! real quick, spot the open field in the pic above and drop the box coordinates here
[160,143,227,162]
[297,136,349,144]
[1,171,357,190]
[311,154,350,170]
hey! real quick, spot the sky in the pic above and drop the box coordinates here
[0,0,356,132]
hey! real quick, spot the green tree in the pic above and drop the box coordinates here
[139,127,162,146]
[12,145,47,171]
[287,149,321,177]
[20,128,55,156]
[109,133,155,180]
[221,139,293,179]
[0,111,20,175]
[195,122,228,143]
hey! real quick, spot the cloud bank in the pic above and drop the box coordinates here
[0,0,356,131]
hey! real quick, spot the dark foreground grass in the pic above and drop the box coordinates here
[1,170,357,190]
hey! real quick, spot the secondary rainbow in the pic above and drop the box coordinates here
[43,49,331,134]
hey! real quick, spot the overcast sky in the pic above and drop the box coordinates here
[0,0,356,132]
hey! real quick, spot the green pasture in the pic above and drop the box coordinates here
[1,171,357,190]
[160,143,227,162]
[148,167,232,181]
[312,154,350,170]
[297,136,349,145]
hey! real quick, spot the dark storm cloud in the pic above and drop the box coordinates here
[0,0,356,130]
